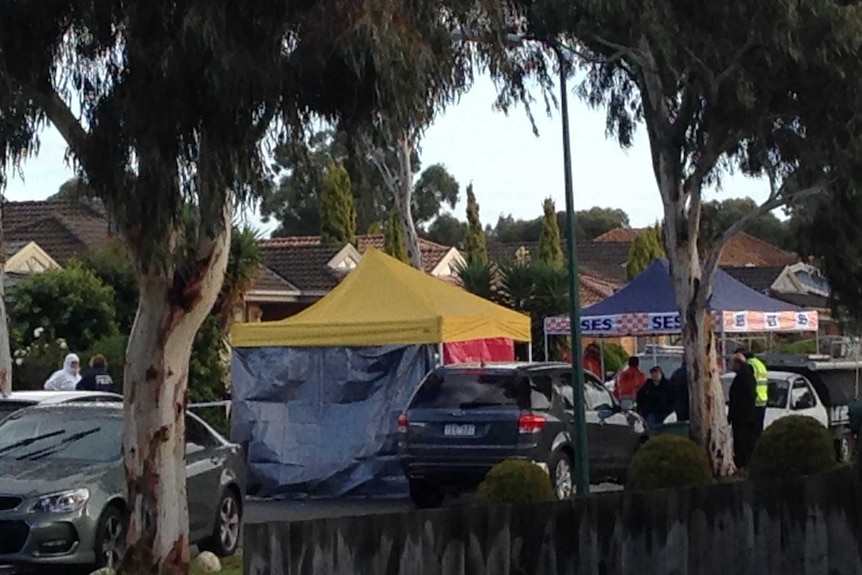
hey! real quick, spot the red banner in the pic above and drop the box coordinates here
[443,338,514,364]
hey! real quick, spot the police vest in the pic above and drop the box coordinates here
[748,357,768,407]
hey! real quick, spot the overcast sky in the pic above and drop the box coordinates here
[3,73,774,237]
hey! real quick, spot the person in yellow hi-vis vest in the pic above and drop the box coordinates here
[737,348,768,436]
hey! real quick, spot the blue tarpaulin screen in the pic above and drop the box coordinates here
[230,344,432,498]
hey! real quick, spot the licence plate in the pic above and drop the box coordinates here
[444,424,476,437]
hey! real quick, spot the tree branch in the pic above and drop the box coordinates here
[702,170,831,279]
[27,84,89,163]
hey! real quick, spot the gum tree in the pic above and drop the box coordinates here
[506,0,862,473]
[0,0,518,572]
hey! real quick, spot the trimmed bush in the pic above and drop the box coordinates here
[749,415,836,480]
[627,435,713,490]
[474,459,556,504]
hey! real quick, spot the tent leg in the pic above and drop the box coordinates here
[600,341,605,380]
[544,333,549,362]
[816,329,820,355]
[721,330,727,373]
[528,344,533,363]
[438,342,445,367]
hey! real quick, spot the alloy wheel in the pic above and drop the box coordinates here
[555,459,574,500]
[102,514,125,569]
[218,496,240,552]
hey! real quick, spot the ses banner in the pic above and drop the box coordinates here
[545,313,683,336]
[544,309,819,337]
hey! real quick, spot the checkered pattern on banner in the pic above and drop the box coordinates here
[616,313,651,335]
[544,315,570,335]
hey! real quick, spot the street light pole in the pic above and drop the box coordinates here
[551,43,590,497]
[451,27,590,496]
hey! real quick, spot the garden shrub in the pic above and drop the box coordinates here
[475,459,556,504]
[749,415,836,480]
[602,343,629,374]
[627,434,713,490]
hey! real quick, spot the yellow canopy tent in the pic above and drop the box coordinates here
[231,248,531,348]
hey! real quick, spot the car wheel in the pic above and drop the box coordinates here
[836,436,852,463]
[550,451,574,501]
[94,505,126,570]
[408,478,444,509]
[201,489,242,557]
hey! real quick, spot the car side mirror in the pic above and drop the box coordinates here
[597,404,614,420]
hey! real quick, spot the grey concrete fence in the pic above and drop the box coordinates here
[244,466,862,575]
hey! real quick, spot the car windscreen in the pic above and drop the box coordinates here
[0,411,122,463]
[409,370,531,410]
[0,401,36,421]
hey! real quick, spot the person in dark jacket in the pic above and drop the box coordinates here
[76,354,115,392]
[637,366,673,432]
[728,352,758,469]
[670,361,690,421]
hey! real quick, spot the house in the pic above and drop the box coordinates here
[3,241,63,292]
[3,199,113,266]
[488,240,632,285]
[239,235,465,322]
[594,228,799,268]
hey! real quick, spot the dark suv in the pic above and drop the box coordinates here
[398,362,647,507]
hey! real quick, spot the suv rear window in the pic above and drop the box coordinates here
[410,370,531,410]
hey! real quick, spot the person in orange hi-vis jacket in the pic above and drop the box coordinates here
[583,343,602,378]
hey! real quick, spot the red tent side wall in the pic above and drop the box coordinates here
[443,338,514,364]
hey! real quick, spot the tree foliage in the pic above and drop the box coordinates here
[2,0,532,568]
[701,199,791,251]
[505,0,862,474]
[319,162,356,246]
[262,126,461,236]
[538,198,564,268]
[384,209,409,263]
[10,265,118,353]
[626,224,665,280]
[464,184,488,264]
[490,206,629,244]
[424,213,467,247]
[77,239,140,334]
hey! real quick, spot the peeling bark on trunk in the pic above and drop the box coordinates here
[119,224,231,575]
[0,200,11,396]
[394,137,423,270]
[664,203,736,477]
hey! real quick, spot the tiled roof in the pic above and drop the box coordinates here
[250,266,299,293]
[261,234,452,274]
[488,241,630,284]
[722,266,785,294]
[595,227,798,268]
[259,243,346,293]
[580,274,620,307]
[718,232,797,267]
[594,228,639,242]
[2,199,112,265]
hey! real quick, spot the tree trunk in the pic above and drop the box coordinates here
[0,200,11,396]
[665,219,736,477]
[394,136,423,270]
[119,225,231,575]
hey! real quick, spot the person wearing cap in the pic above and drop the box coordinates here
[637,365,673,432]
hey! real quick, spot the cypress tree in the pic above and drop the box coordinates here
[319,162,356,245]
[384,209,409,263]
[538,197,564,268]
[464,184,488,264]
[626,223,665,280]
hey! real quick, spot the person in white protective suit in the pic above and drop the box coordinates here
[43,353,82,391]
